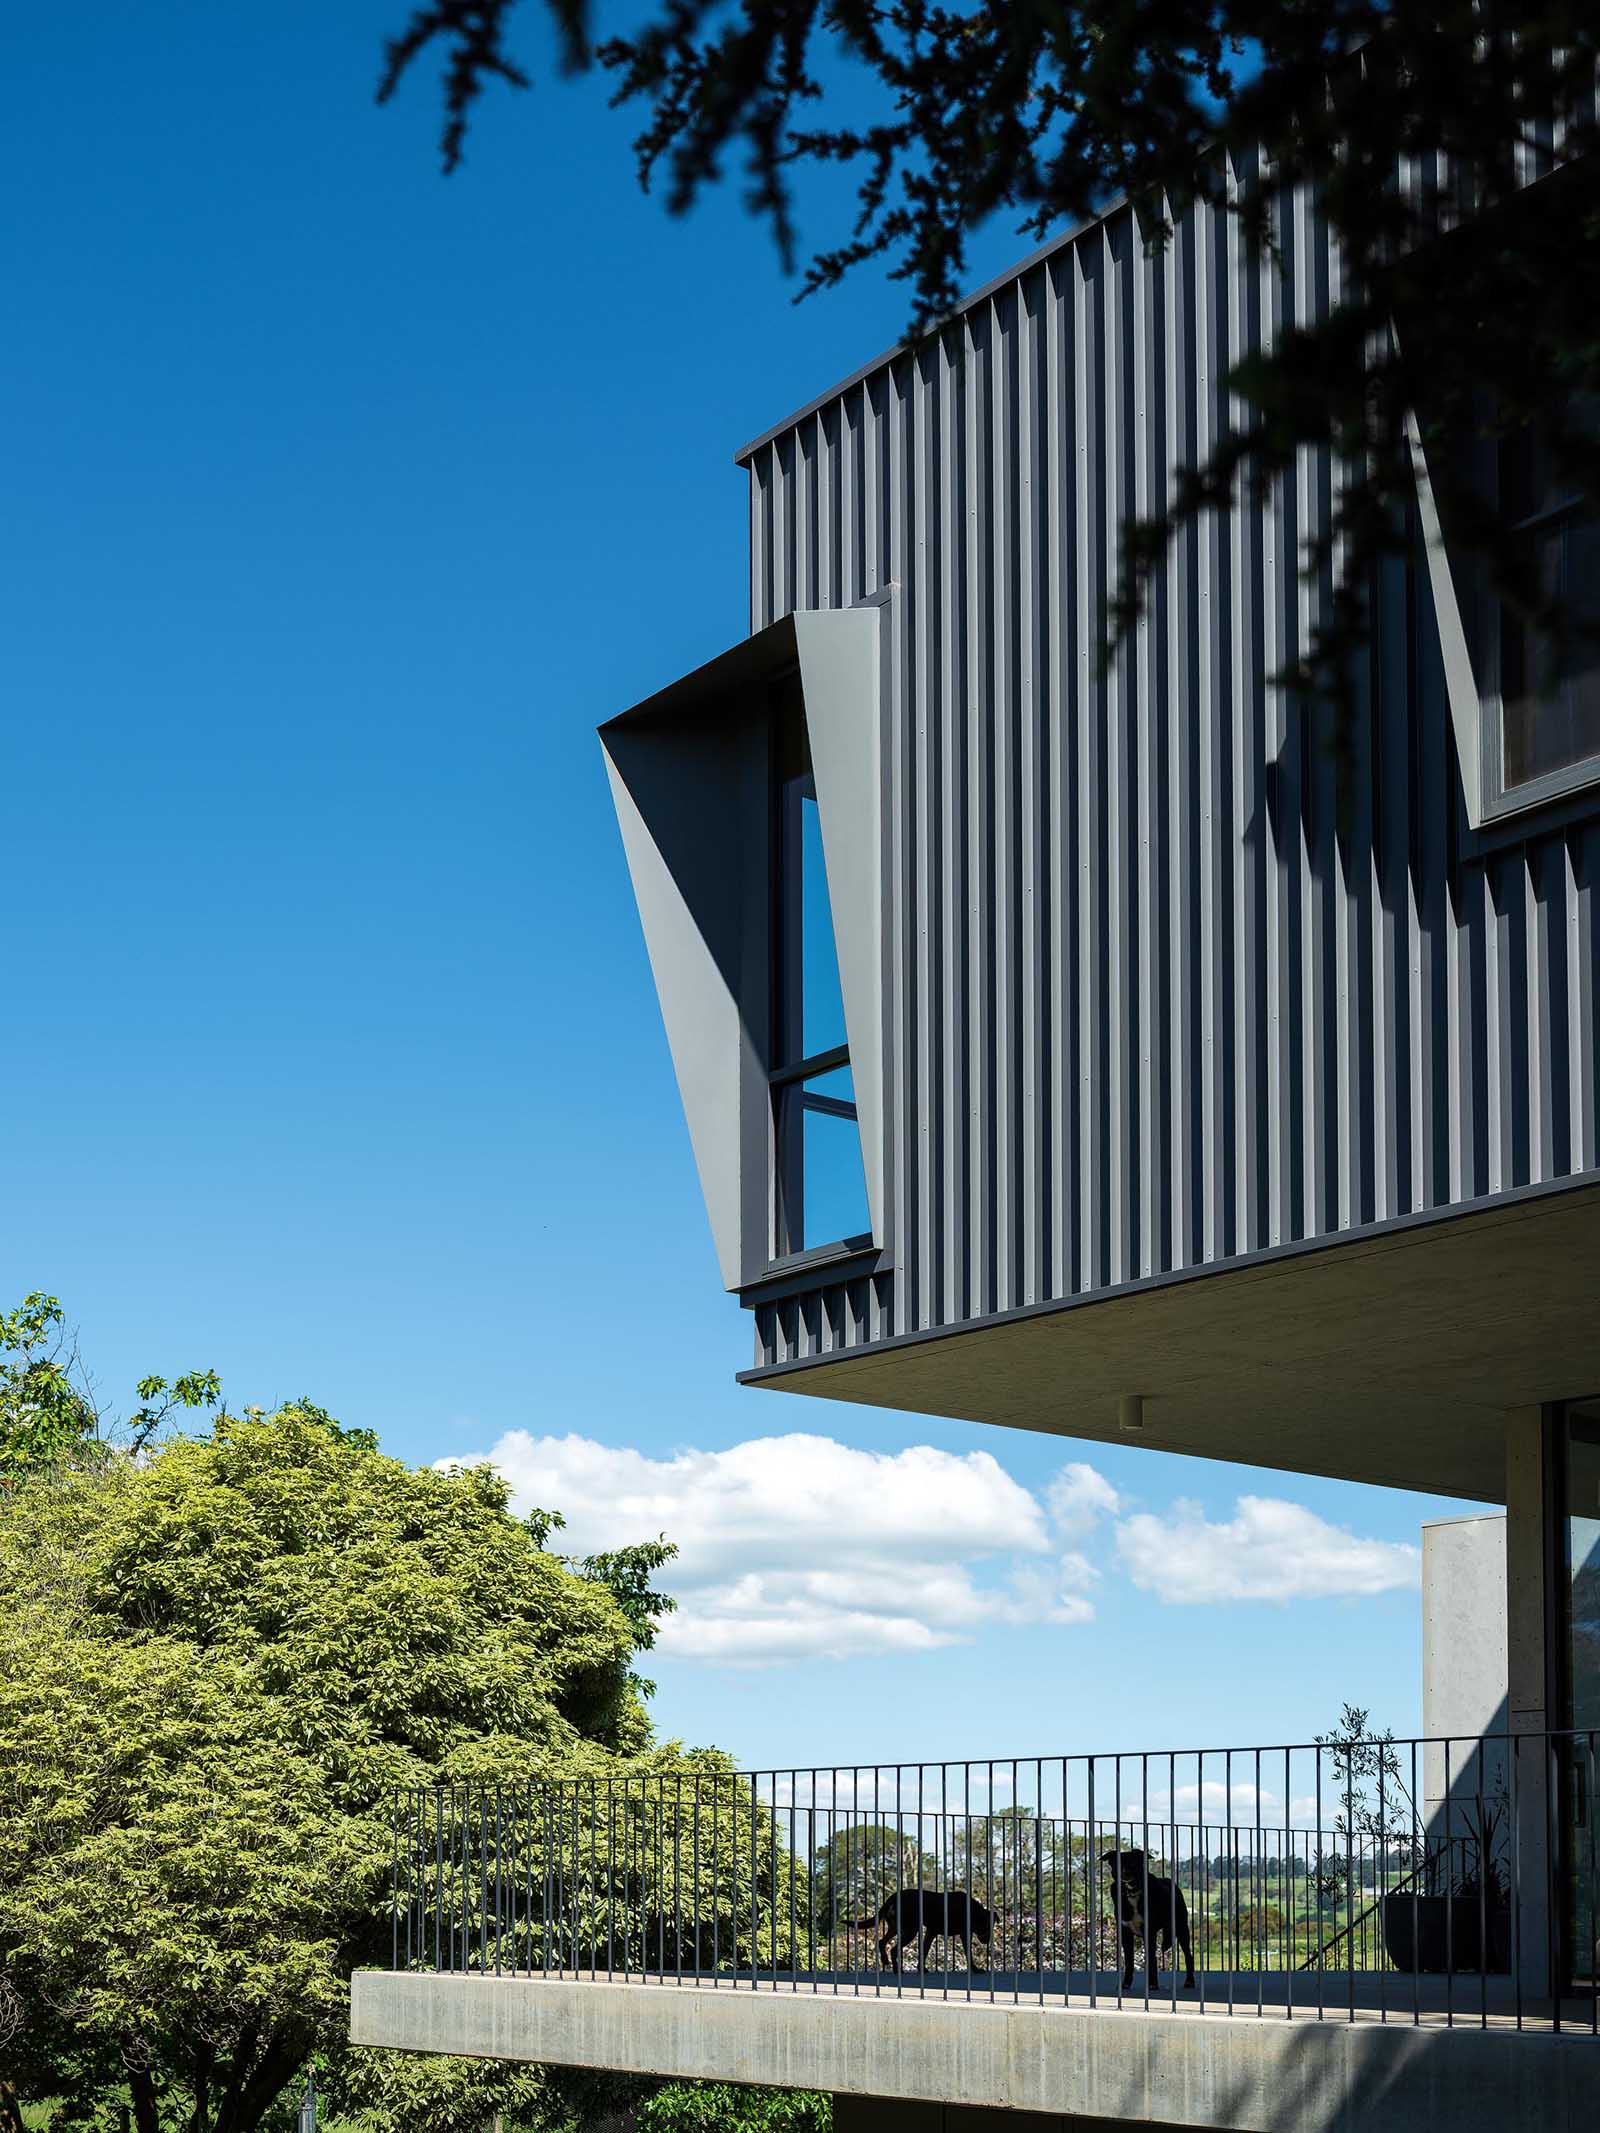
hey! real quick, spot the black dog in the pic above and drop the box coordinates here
[1102,1848,1195,1991]
[848,1887,992,1973]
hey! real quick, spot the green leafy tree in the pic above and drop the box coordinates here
[0,1292,218,1496]
[0,1397,674,2133]
[636,2084,830,2133]
[378,2,1599,739]
[523,1505,678,1702]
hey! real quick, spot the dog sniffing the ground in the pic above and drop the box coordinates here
[847,1887,992,1972]
[1102,1848,1195,1991]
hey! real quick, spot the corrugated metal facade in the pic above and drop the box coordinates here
[742,161,1600,1374]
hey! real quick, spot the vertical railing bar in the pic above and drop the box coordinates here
[1140,1751,1150,2013]
[788,1771,797,1991]
[830,1777,839,1994]
[873,1764,883,2001]
[1092,1757,1100,2005]
[853,1766,866,1996]
[767,1774,778,1992]
[1010,1754,1020,2004]
[964,1762,973,2005]
[1058,1758,1068,2010]
[1036,1756,1045,2006]
[1589,1730,1598,2034]
[462,1783,471,1976]
[1114,1756,1124,2012]
[1252,1746,1262,2018]
[1344,1744,1355,2024]
[540,1786,551,1978]
[987,1759,997,2005]
[1442,1735,1454,2028]
[390,1792,399,1975]
[494,1784,504,1979]
[750,1771,760,1992]
[1376,1746,1386,2024]
[1199,1759,1209,2014]
[675,1771,685,1989]
[1549,1731,1563,2035]
[1225,1749,1234,2017]
[1510,1732,1524,2029]
[621,1779,631,1986]
[807,1771,817,1987]
[915,1762,926,2003]
[730,1771,740,1988]
[1169,1751,1178,2015]
[508,1783,519,1978]
[477,1782,487,1974]
[583,1778,593,1982]
[448,1785,458,1975]
[941,1762,951,2004]
[548,1785,558,1977]
[1411,1740,1421,2030]
[1284,1748,1293,2015]
[1477,1738,1489,2032]
[1314,1746,1323,2021]
[892,1764,905,2000]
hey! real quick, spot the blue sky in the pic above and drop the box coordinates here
[3,3,1489,1773]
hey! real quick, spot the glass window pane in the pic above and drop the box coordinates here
[1565,1409,1600,1732]
[1561,1404,1600,1985]
[800,794,848,1059]
[774,1066,869,1255]
[1502,516,1600,787]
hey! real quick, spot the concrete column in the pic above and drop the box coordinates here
[1421,1512,1508,1825]
[1504,1407,1557,2000]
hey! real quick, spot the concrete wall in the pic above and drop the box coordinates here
[1421,1511,1508,1820]
[351,1973,1596,2133]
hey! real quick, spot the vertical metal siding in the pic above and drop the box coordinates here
[744,163,1600,1371]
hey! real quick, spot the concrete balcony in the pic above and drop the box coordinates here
[352,1739,1600,2131]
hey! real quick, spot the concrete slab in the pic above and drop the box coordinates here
[743,1177,1600,1501]
[350,1972,1599,2133]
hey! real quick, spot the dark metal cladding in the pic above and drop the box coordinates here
[744,158,1600,1372]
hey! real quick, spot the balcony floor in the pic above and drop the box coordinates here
[525,1963,1597,2030]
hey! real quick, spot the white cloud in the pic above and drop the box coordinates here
[447,1430,1091,1665]
[441,1432,1419,1667]
[1114,1495,1420,1605]
[1047,1461,1121,1536]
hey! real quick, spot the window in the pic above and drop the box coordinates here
[1412,390,1600,825]
[769,675,870,1259]
[1559,1402,1600,1987]
[1495,419,1600,792]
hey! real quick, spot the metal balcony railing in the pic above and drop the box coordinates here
[387,1728,1600,2032]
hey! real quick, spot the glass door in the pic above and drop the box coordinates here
[1560,1403,1600,1987]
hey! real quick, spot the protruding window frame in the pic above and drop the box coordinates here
[598,599,888,1298]
[1411,406,1600,830]
[767,671,871,1267]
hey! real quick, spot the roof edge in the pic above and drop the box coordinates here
[731,197,1126,468]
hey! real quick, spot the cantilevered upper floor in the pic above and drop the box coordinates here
[599,153,1600,1503]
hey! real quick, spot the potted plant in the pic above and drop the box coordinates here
[1382,1791,1512,1975]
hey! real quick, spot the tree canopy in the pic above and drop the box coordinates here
[379,1,1600,724]
[0,1393,676,2133]
[0,1292,218,1496]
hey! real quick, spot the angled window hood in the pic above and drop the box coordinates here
[599,603,886,1293]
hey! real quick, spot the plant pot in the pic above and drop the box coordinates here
[1382,1893,1512,1974]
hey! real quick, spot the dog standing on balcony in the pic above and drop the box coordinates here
[847,1888,992,1973]
[1102,1848,1195,1991]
